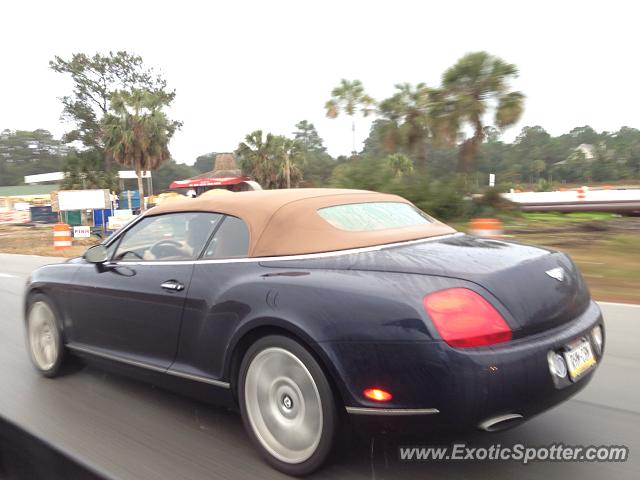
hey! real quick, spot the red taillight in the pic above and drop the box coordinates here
[363,388,393,402]
[423,288,512,347]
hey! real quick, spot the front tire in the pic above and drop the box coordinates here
[26,294,67,378]
[238,335,337,476]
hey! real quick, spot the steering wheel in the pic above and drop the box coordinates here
[149,239,184,259]
[115,249,143,261]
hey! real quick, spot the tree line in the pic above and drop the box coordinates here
[48,51,180,210]
[1,50,639,218]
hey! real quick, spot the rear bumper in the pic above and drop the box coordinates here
[321,300,604,434]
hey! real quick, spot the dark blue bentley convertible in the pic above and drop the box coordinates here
[24,188,604,475]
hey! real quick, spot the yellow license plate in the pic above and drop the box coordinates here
[563,338,596,381]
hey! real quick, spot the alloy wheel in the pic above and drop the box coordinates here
[244,346,323,464]
[28,301,60,371]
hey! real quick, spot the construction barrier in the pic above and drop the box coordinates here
[0,210,30,224]
[576,186,588,201]
[53,223,72,250]
[469,218,504,238]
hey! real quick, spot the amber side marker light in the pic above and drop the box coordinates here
[363,388,393,402]
[423,288,512,347]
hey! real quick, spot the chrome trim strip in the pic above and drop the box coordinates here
[67,344,166,372]
[110,232,463,266]
[345,407,440,416]
[164,369,230,389]
[67,344,230,389]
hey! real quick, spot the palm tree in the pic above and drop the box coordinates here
[433,52,525,173]
[385,153,414,178]
[378,83,432,170]
[237,130,278,189]
[61,151,119,191]
[325,79,375,154]
[236,131,304,189]
[102,89,180,210]
[274,136,304,189]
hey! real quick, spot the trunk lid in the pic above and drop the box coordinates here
[264,234,591,337]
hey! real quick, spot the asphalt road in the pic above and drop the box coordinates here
[0,253,638,480]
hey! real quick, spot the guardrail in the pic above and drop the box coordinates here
[502,189,640,214]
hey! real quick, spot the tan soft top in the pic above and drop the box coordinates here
[147,188,456,257]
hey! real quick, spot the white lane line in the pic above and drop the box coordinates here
[598,301,640,308]
[0,273,16,278]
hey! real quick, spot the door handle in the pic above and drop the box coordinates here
[161,280,184,292]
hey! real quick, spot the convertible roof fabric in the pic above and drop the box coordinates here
[147,188,456,257]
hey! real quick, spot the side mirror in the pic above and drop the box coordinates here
[84,244,109,264]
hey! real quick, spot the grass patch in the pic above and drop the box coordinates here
[506,232,640,304]
[457,217,640,304]
[0,225,98,258]
[522,212,618,222]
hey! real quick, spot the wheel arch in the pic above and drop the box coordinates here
[24,287,68,340]
[24,287,48,320]
[225,320,350,410]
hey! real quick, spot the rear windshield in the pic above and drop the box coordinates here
[317,202,433,231]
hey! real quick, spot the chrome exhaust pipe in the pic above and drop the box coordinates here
[478,413,524,432]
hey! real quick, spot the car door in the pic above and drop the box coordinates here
[69,212,223,369]
[170,215,252,380]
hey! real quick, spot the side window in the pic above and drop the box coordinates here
[113,212,222,261]
[202,216,250,259]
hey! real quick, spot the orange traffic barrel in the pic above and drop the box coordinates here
[53,222,72,250]
[576,186,587,200]
[469,218,504,238]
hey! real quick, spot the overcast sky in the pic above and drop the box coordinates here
[1,0,638,165]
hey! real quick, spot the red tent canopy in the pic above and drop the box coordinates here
[169,176,251,189]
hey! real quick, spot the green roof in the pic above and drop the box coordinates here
[0,184,60,196]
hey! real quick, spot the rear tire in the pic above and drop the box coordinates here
[238,335,337,475]
[26,294,68,378]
